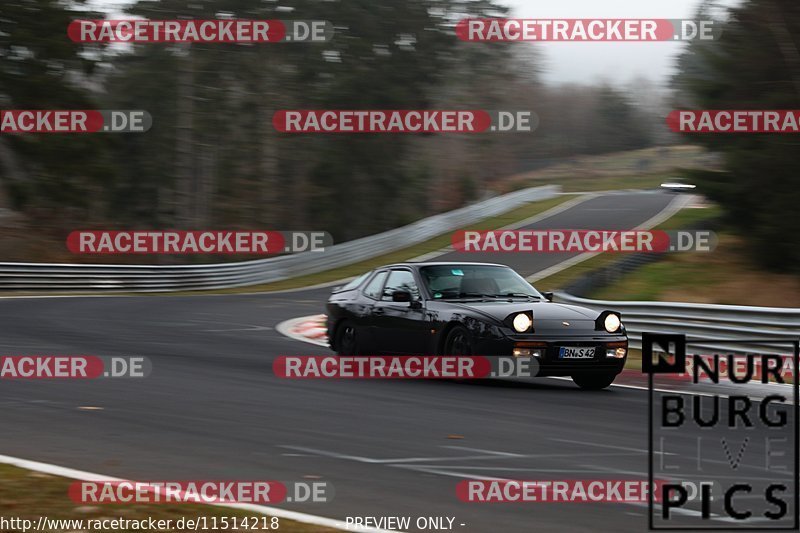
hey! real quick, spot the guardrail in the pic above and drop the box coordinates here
[553,292,800,355]
[0,185,560,292]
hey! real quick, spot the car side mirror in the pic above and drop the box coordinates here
[392,290,412,302]
[392,290,422,309]
[542,291,554,302]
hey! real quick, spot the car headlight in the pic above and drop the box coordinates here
[604,313,621,333]
[513,313,533,333]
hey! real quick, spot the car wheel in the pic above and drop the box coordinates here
[444,325,472,355]
[572,371,617,390]
[335,320,360,356]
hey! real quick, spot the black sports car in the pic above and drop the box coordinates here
[326,262,628,390]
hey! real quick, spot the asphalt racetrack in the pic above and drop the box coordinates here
[3,191,792,532]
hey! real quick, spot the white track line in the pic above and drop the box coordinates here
[527,193,694,283]
[544,375,719,397]
[0,454,397,533]
[409,193,598,262]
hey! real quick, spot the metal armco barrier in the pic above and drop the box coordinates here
[0,185,560,292]
[554,292,800,356]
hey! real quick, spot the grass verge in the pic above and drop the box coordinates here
[499,145,717,193]
[0,464,336,533]
[624,348,642,371]
[589,231,800,307]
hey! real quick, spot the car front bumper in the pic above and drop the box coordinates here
[473,334,628,377]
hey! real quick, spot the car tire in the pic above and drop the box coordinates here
[572,371,617,390]
[444,325,473,355]
[335,320,360,356]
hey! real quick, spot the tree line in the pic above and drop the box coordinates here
[3,0,665,258]
[673,0,800,272]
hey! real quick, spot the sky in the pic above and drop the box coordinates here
[502,0,736,86]
[90,0,738,87]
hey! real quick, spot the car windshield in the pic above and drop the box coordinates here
[419,265,543,300]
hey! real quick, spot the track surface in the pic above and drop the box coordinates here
[434,190,675,276]
[4,191,789,532]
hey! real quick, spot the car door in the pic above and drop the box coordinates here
[372,268,428,354]
[359,269,389,352]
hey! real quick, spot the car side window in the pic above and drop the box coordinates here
[341,272,370,291]
[381,270,420,301]
[363,271,388,300]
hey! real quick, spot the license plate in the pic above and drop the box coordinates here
[559,346,596,359]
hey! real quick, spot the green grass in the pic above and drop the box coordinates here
[533,204,722,293]
[588,225,732,302]
[587,228,800,308]
[590,258,716,301]
[0,464,336,533]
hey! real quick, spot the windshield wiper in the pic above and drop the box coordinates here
[455,292,540,300]
[500,293,542,300]
[457,292,501,300]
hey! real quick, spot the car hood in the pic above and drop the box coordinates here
[444,301,598,323]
